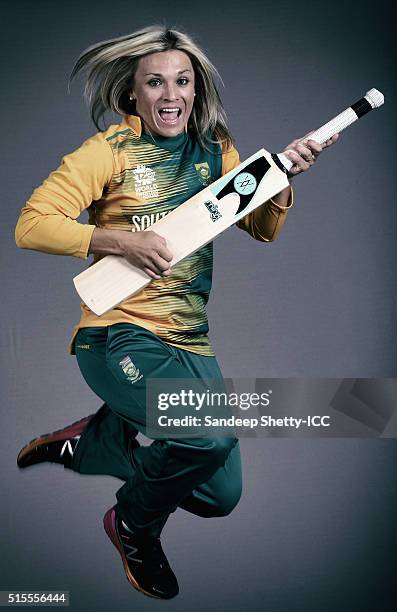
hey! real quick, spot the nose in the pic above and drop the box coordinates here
[163,81,178,100]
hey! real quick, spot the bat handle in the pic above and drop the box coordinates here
[277,88,384,172]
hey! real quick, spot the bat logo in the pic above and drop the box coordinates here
[214,157,271,216]
[233,172,257,195]
[204,200,222,221]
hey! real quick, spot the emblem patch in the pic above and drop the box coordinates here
[195,162,211,186]
[119,356,143,384]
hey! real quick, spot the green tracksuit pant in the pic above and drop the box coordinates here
[72,323,242,537]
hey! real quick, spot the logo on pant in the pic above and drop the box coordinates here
[119,356,143,384]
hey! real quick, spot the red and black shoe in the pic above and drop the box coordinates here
[103,506,179,599]
[16,414,94,469]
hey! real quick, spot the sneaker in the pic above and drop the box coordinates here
[16,414,95,469]
[103,506,179,599]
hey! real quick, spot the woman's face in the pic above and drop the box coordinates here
[131,50,196,138]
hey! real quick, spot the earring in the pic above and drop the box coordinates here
[129,95,135,101]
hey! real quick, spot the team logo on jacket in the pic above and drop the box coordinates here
[195,162,211,186]
[119,356,143,384]
[133,164,159,199]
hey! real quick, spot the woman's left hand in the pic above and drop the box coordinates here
[283,132,339,178]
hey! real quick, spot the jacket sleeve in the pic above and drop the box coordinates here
[221,143,294,242]
[15,132,115,259]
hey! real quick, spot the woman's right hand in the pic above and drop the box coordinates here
[119,230,173,279]
[89,228,173,280]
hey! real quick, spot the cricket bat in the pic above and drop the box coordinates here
[74,88,384,316]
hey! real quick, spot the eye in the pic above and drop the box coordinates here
[177,77,190,86]
[147,78,162,87]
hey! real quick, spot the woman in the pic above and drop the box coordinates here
[15,25,337,600]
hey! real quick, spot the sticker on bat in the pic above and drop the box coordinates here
[204,200,222,221]
[213,156,271,216]
[233,172,257,195]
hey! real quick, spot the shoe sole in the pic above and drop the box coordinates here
[16,414,94,468]
[103,508,166,599]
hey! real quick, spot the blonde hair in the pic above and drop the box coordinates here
[68,25,233,150]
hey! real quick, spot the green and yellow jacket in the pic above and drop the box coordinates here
[15,115,293,356]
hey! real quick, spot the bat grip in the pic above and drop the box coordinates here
[277,88,384,172]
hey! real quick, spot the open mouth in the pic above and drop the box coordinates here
[157,107,182,124]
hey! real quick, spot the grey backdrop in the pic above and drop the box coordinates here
[1,1,396,611]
